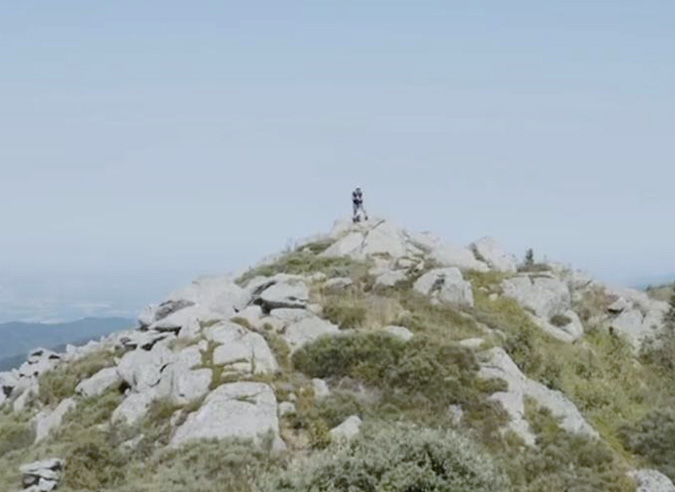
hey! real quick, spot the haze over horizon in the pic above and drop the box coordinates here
[2,1,675,321]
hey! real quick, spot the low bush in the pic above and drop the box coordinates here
[550,314,572,328]
[63,430,129,490]
[259,423,510,492]
[111,438,284,492]
[0,420,35,458]
[237,251,357,285]
[507,404,634,492]
[322,295,368,329]
[619,408,675,481]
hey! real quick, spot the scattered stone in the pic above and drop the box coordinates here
[330,415,362,441]
[374,270,407,288]
[413,268,474,307]
[112,390,158,425]
[478,347,597,446]
[323,277,353,293]
[629,469,675,492]
[278,401,296,417]
[448,404,464,425]
[33,398,77,443]
[383,325,414,342]
[170,382,285,450]
[312,378,330,399]
[76,367,121,398]
[283,317,339,350]
[459,338,485,349]
[19,459,64,492]
[470,236,518,273]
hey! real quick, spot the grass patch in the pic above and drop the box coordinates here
[38,350,117,406]
[237,250,359,285]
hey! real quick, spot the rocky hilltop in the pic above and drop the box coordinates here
[1,218,675,492]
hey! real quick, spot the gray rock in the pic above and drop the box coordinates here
[278,401,296,417]
[323,277,353,293]
[459,338,485,349]
[430,243,489,272]
[374,270,407,288]
[176,345,203,370]
[19,459,64,492]
[234,305,264,325]
[206,322,278,375]
[164,367,212,405]
[478,347,597,446]
[283,316,339,350]
[259,280,309,310]
[269,308,314,326]
[383,325,414,342]
[312,378,330,399]
[168,275,249,317]
[13,383,38,413]
[117,344,175,392]
[629,469,675,492]
[448,404,464,425]
[330,415,362,441]
[470,236,518,273]
[33,398,77,442]
[76,367,120,398]
[413,268,474,307]
[322,219,413,260]
[533,309,585,343]
[170,382,285,450]
[112,389,158,425]
[502,274,571,319]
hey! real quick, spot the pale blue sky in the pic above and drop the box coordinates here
[1,2,674,320]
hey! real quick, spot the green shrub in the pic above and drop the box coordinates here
[259,423,510,492]
[0,420,35,458]
[237,251,357,285]
[292,332,405,383]
[64,431,129,490]
[506,405,634,492]
[620,408,675,481]
[110,438,283,492]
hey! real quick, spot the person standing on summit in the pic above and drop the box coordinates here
[352,187,368,223]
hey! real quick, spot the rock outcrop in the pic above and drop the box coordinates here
[478,347,598,446]
[414,267,474,307]
[18,459,64,492]
[629,469,675,492]
[170,382,284,450]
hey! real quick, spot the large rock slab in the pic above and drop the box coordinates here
[76,367,121,398]
[413,267,474,307]
[111,390,158,425]
[470,236,517,273]
[322,219,417,261]
[205,322,279,375]
[117,344,175,392]
[170,382,285,450]
[502,274,571,319]
[629,469,675,492]
[283,316,339,350]
[33,398,77,443]
[258,280,309,310]
[478,347,597,446]
[430,243,489,272]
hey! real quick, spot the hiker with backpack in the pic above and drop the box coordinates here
[352,187,368,223]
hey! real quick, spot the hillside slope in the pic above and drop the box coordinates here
[1,218,675,492]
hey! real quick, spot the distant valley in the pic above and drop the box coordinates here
[0,317,133,371]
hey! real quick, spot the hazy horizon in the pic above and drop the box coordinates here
[2,2,675,321]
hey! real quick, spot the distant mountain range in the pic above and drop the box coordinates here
[0,317,133,371]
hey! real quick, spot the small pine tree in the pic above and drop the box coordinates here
[524,248,535,267]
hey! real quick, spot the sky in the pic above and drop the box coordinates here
[1,1,674,321]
